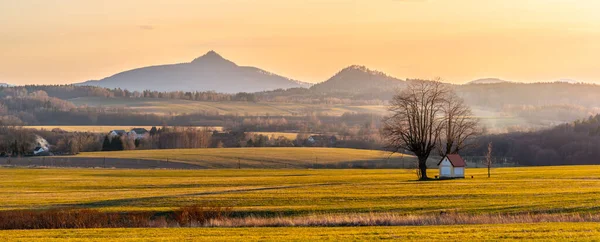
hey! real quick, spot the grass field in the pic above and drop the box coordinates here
[69,97,387,116]
[74,148,417,168]
[2,165,600,215]
[25,125,223,133]
[1,223,599,241]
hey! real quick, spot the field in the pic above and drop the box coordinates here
[24,125,223,133]
[69,97,387,116]
[1,165,600,214]
[2,165,600,240]
[2,223,600,241]
[73,148,417,169]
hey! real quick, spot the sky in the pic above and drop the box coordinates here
[1,0,600,85]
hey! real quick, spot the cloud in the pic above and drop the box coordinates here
[138,25,155,31]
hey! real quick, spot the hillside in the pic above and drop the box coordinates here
[467,78,510,85]
[77,51,310,93]
[310,65,405,94]
[74,147,418,169]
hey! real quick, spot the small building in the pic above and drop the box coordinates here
[108,130,127,137]
[307,135,337,147]
[129,128,149,140]
[438,154,466,178]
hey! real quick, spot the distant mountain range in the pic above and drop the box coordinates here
[76,51,310,93]
[70,51,591,93]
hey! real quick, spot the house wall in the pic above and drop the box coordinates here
[439,158,453,178]
[454,167,465,177]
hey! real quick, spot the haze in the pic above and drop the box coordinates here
[1,0,599,84]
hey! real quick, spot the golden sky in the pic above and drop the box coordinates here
[1,0,599,84]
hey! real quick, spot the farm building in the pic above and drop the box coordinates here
[438,154,466,178]
[129,128,149,140]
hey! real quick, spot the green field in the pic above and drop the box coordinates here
[2,166,600,214]
[1,223,599,241]
[69,97,388,116]
[74,148,417,168]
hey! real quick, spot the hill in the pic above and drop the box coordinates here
[310,65,405,94]
[74,147,418,168]
[76,51,310,93]
[467,78,510,85]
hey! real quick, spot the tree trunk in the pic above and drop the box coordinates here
[418,156,429,180]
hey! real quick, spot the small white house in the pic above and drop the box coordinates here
[438,154,466,178]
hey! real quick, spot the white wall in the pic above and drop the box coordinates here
[439,158,452,177]
[454,167,464,177]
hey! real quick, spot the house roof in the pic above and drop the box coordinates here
[438,154,466,167]
[130,128,149,134]
[110,130,126,135]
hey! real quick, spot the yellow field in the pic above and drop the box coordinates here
[25,125,223,133]
[1,165,600,215]
[74,148,416,168]
[1,223,599,241]
[2,166,600,240]
[249,132,303,140]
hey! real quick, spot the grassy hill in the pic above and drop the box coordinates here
[75,148,416,169]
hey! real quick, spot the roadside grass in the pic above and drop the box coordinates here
[1,223,600,241]
[74,148,416,168]
[1,166,600,215]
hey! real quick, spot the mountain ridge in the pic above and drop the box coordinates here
[76,51,311,93]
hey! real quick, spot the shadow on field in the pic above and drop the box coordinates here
[51,183,341,210]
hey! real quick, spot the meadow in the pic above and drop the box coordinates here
[73,148,417,169]
[1,166,600,215]
[1,166,600,240]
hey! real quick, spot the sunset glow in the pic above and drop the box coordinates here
[1,0,599,84]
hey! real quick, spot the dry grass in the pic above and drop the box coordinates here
[205,212,600,227]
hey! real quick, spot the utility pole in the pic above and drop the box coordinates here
[485,142,493,178]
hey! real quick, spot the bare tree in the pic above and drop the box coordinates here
[438,94,480,156]
[383,81,449,180]
[383,80,478,180]
[484,142,493,178]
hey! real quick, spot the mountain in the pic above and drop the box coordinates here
[467,78,510,85]
[310,65,405,93]
[76,51,310,93]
